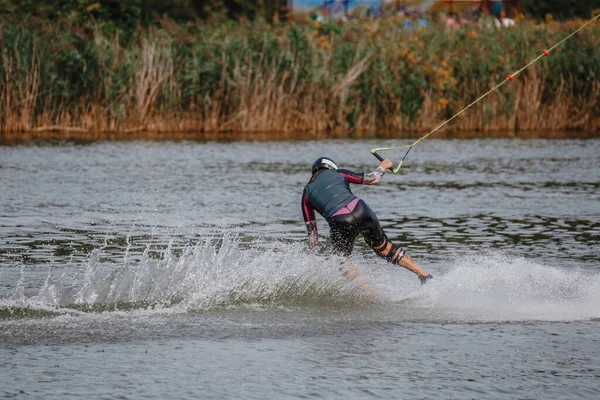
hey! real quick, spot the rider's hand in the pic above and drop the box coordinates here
[309,233,318,248]
[380,158,393,170]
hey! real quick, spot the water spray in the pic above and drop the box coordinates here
[371,14,600,174]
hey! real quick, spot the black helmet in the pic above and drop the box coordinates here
[312,157,338,174]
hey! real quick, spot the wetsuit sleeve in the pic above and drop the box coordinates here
[339,167,385,185]
[338,169,364,184]
[301,189,318,237]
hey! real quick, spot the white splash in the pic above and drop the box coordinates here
[2,234,370,314]
[2,239,598,323]
[380,250,600,322]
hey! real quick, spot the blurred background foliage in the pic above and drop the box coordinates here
[521,0,600,21]
[0,1,598,135]
[1,1,599,31]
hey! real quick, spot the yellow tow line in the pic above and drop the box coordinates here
[371,14,600,174]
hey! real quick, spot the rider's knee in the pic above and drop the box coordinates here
[374,238,405,265]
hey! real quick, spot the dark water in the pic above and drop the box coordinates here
[1,139,599,399]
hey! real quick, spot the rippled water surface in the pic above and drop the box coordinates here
[1,139,599,399]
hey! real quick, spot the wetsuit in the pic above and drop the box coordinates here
[301,167,406,265]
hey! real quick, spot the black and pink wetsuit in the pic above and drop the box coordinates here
[301,167,406,264]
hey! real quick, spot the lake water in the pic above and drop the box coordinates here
[1,138,599,399]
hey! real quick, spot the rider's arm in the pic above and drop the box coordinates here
[340,159,393,185]
[301,190,318,247]
[362,165,386,185]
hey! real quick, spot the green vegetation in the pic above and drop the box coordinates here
[521,0,600,21]
[1,2,599,139]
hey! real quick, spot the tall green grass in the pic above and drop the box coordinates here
[1,16,599,139]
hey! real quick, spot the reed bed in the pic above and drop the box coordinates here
[1,16,599,141]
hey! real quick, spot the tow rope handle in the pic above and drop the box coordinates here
[371,150,400,174]
[372,151,384,163]
[371,149,409,175]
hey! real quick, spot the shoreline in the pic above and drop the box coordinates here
[1,129,598,144]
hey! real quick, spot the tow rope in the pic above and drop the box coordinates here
[371,14,600,174]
